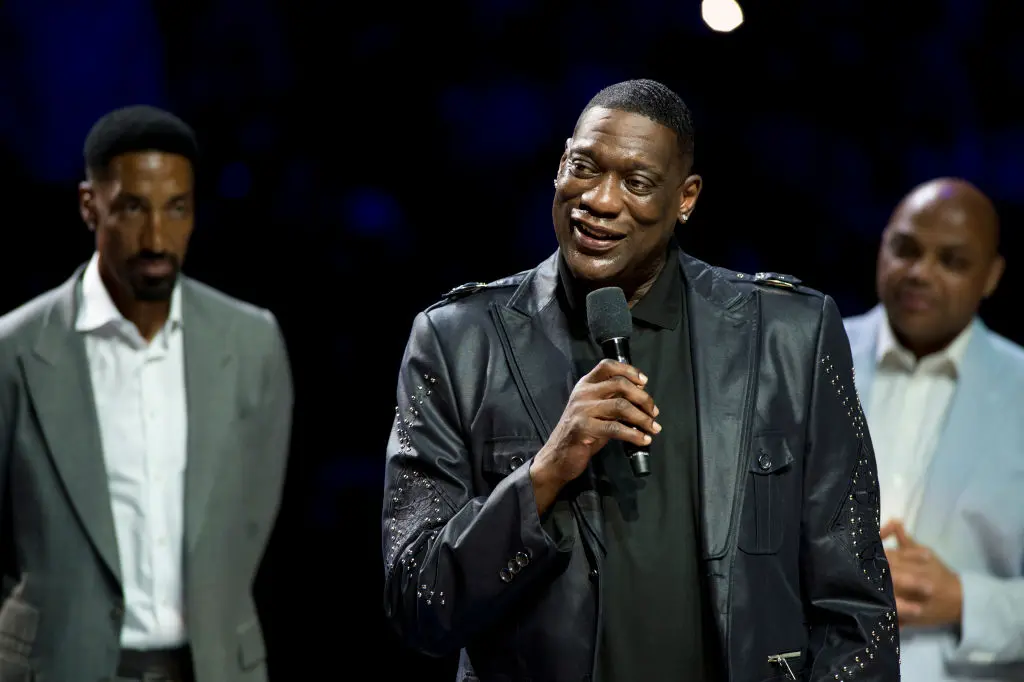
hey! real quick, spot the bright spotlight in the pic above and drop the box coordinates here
[701,0,744,32]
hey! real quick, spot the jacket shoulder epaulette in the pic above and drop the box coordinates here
[426,274,525,311]
[723,270,821,297]
[443,281,491,300]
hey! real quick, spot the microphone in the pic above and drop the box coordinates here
[585,287,651,477]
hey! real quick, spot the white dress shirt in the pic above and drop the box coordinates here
[867,317,973,540]
[76,253,189,649]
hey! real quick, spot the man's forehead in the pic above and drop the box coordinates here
[570,109,678,167]
[575,107,674,141]
[887,216,977,251]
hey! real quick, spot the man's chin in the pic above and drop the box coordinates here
[130,275,177,302]
[563,248,624,284]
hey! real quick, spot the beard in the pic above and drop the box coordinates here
[126,254,181,301]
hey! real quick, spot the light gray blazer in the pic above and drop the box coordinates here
[0,266,293,682]
[845,305,1024,682]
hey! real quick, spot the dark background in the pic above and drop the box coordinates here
[1,0,1021,678]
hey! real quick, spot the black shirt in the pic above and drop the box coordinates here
[557,245,711,682]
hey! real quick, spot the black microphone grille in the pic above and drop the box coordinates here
[586,287,632,344]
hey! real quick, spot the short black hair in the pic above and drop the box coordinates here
[83,105,199,179]
[578,79,695,165]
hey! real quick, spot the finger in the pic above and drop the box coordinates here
[600,376,659,418]
[894,523,919,549]
[588,417,652,448]
[886,548,912,567]
[892,571,933,600]
[901,546,933,564]
[588,358,647,387]
[896,596,922,622]
[596,397,662,435]
[879,519,899,540]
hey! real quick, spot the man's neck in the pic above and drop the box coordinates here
[622,249,671,305]
[890,324,963,362]
[626,255,668,308]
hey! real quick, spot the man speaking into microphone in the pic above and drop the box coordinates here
[382,79,898,682]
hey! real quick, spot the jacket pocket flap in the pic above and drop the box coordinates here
[749,434,795,475]
[481,437,539,475]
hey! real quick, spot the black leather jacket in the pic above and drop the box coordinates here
[382,250,900,682]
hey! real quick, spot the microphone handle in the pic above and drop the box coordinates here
[599,338,651,477]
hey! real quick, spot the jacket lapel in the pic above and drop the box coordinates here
[181,281,236,554]
[492,254,606,552]
[912,322,998,546]
[19,268,122,583]
[679,252,760,560]
[493,255,574,439]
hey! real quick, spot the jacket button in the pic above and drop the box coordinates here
[589,569,599,582]
[758,451,772,471]
[499,567,513,583]
[514,551,530,568]
[510,456,524,470]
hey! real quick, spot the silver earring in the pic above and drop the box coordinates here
[681,213,689,222]
[553,179,558,187]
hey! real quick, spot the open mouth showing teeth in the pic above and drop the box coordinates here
[573,219,625,241]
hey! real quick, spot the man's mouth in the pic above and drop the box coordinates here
[571,217,626,242]
[896,289,935,312]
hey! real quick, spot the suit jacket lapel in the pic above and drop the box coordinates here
[679,252,760,560]
[494,256,574,438]
[181,281,236,553]
[492,254,605,551]
[913,322,998,546]
[19,268,122,583]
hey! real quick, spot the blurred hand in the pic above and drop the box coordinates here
[881,519,962,628]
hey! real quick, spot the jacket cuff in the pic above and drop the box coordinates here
[511,461,576,559]
[945,572,1009,664]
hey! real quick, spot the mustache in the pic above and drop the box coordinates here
[130,251,179,267]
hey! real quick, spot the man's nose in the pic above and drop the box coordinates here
[139,213,165,252]
[580,174,623,218]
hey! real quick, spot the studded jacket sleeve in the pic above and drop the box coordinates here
[803,296,901,681]
[382,311,575,657]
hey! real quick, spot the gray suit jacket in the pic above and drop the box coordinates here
[0,266,293,682]
[846,305,1024,681]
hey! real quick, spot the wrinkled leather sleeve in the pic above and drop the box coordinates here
[803,296,901,681]
[381,311,574,657]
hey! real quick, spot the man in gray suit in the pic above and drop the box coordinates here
[0,106,293,682]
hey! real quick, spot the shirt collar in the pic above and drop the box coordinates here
[75,252,183,333]
[875,314,972,376]
[557,240,683,331]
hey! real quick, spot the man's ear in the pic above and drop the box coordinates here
[79,181,98,232]
[677,174,703,223]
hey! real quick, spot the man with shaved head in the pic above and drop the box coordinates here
[845,177,1024,681]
